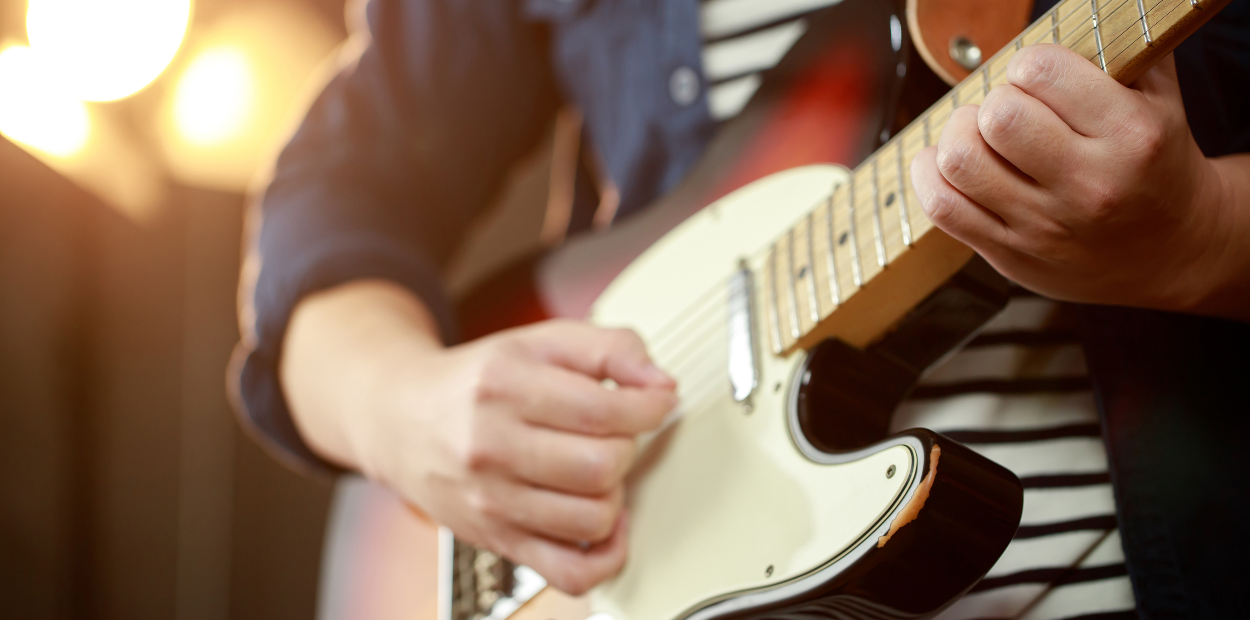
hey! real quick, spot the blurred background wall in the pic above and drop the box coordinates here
[0,1,357,618]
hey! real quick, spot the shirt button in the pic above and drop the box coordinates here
[669,66,699,107]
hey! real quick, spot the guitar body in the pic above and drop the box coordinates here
[581,166,1021,619]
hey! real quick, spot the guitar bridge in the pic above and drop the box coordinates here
[440,529,546,620]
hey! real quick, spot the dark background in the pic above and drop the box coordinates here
[0,1,355,618]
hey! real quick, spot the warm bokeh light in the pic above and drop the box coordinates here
[0,45,90,157]
[173,47,255,146]
[156,4,341,191]
[26,0,192,102]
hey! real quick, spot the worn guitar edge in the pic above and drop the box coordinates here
[503,430,1023,620]
[690,430,1023,620]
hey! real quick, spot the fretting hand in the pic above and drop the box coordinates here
[911,45,1250,318]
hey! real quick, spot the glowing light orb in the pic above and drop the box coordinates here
[172,47,255,146]
[26,0,192,102]
[0,45,90,157]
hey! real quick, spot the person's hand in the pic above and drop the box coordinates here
[910,45,1247,314]
[353,319,677,595]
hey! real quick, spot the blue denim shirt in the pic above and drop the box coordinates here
[234,0,1250,615]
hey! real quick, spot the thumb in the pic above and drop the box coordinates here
[1133,52,1182,106]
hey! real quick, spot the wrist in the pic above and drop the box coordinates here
[340,310,447,485]
[1176,154,1250,320]
[282,279,446,475]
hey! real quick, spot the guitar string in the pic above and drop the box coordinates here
[616,0,1187,378]
[890,0,1165,155]
[637,2,1081,349]
[635,0,1186,408]
[642,0,1175,383]
[657,0,1165,327]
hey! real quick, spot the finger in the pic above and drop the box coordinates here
[508,424,636,495]
[1130,53,1190,135]
[935,104,1044,224]
[508,359,676,435]
[978,84,1091,186]
[521,320,676,389]
[501,481,625,545]
[911,146,1010,249]
[1007,44,1142,138]
[1131,52,1181,106]
[505,513,629,596]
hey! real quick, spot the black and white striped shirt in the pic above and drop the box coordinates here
[697,1,1135,617]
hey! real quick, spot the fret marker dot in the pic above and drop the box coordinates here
[838,232,849,246]
[885,192,895,207]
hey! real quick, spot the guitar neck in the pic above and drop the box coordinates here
[761,0,1230,356]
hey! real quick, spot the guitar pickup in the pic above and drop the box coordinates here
[727,262,758,403]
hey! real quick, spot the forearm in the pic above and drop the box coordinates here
[1190,154,1250,321]
[280,279,444,472]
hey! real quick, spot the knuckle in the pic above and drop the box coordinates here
[464,488,494,517]
[585,500,619,541]
[581,448,618,493]
[470,354,511,404]
[556,570,594,597]
[936,139,973,181]
[462,424,499,472]
[610,327,644,350]
[577,399,612,434]
[980,94,1022,140]
[1012,47,1059,89]
[1132,117,1167,162]
[1023,220,1071,257]
[1085,185,1120,224]
[922,187,960,225]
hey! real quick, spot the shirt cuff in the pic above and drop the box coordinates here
[230,233,458,478]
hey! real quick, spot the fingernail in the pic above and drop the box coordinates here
[666,393,680,411]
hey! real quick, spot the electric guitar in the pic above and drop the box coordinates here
[424,0,1231,618]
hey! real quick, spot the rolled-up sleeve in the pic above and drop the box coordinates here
[230,0,561,476]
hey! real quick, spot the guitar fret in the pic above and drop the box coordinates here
[1136,0,1153,44]
[766,247,783,353]
[785,229,801,339]
[757,0,1224,357]
[804,213,820,323]
[870,158,887,267]
[847,176,864,286]
[895,142,913,246]
[1090,0,1107,72]
[824,189,842,305]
